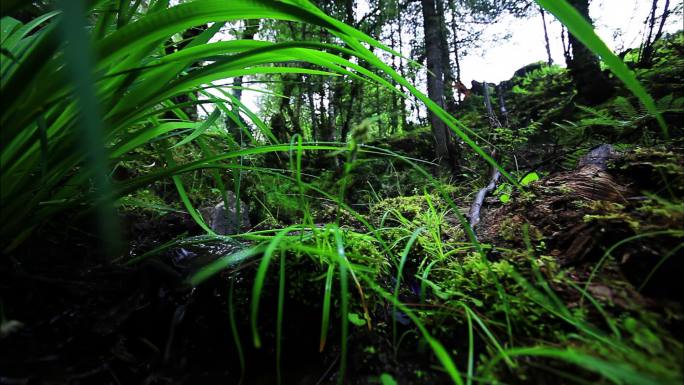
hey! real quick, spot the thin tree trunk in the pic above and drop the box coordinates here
[436,0,457,115]
[640,0,660,65]
[389,19,399,135]
[640,0,670,67]
[561,25,572,64]
[307,78,317,141]
[338,0,358,141]
[229,21,259,133]
[319,81,333,143]
[653,0,671,43]
[482,81,499,128]
[396,0,408,131]
[498,85,509,127]
[540,7,553,66]
[447,0,463,103]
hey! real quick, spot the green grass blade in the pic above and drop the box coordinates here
[251,226,299,348]
[362,275,464,385]
[276,250,286,385]
[464,307,474,385]
[393,227,424,350]
[319,263,335,352]
[189,244,267,286]
[487,347,669,385]
[163,147,215,235]
[56,0,119,255]
[170,108,221,148]
[228,279,246,385]
[333,227,349,385]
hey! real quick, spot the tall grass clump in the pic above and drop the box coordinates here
[0,0,665,250]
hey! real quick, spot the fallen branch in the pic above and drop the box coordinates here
[468,82,503,233]
[469,167,501,229]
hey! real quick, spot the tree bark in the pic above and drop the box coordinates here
[561,25,572,64]
[565,0,613,105]
[421,0,452,170]
[540,7,553,66]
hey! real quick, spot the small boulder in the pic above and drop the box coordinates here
[578,144,619,170]
[200,192,250,235]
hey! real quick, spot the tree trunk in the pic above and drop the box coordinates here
[436,0,457,115]
[482,81,499,127]
[396,0,408,131]
[336,0,357,142]
[447,0,463,103]
[540,7,553,66]
[318,81,334,143]
[229,21,259,135]
[639,0,670,67]
[307,78,318,141]
[498,85,509,127]
[561,25,572,64]
[565,0,613,105]
[271,73,297,144]
[421,0,452,170]
[389,19,399,135]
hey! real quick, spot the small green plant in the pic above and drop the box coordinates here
[496,172,540,203]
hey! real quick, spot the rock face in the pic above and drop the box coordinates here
[201,192,250,235]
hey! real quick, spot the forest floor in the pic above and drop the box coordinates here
[2,35,684,385]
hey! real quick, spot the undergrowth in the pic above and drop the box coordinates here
[1,1,682,385]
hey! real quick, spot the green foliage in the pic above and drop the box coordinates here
[1,0,435,252]
[118,188,180,216]
[505,64,574,141]
[3,1,681,384]
[244,173,302,225]
[380,373,398,385]
[496,172,540,204]
[511,64,567,95]
[347,312,366,326]
[493,122,540,151]
[536,0,668,137]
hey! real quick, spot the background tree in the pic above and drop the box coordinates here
[421,0,454,170]
[539,6,553,66]
[639,0,672,67]
[565,0,613,105]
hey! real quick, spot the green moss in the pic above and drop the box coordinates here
[368,194,464,263]
[370,194,443,224]
[118,188,179,216]
[343,230,389,275]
